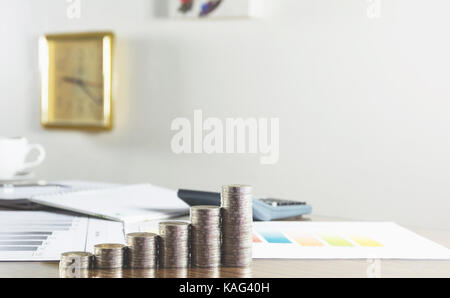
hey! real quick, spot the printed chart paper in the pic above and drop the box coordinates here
[252,222,450,260]
[0,211,124,261]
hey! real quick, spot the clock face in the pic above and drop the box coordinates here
[41,32,113,129]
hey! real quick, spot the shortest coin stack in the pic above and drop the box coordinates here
[159,221,190,268]
[127,232,159,268]
[191,206,221,268]
[59,251,93,270]
[94,243,126,269]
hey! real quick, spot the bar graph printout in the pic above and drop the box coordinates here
[252,222,450,260]
[0,211,124,261]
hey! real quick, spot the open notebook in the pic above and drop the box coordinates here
[30,184,190,223]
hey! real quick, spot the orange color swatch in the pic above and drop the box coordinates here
[288,233,324,247]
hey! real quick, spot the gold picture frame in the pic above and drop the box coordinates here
[39,32,114,130]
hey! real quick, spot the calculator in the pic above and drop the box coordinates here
[177,189,312,221]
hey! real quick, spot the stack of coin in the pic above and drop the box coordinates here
[59,251,93,270]
[190,206,221,268]
[94,243,126,269]
[221,184,253,267]
[91,269,123,279]
[129,268,156,278]
[156,268,189,278]
[159,221,190,268]
[126,232,159,268]
[59,252,93,278]
[59,269,91,278]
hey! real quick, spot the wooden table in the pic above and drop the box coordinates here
[1,215,449,278]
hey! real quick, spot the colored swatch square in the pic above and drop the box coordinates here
[350,236,383,247]
[253,234,262,243]
[320,234,354,247]
[288,233,324,247]
[258,231,291,244]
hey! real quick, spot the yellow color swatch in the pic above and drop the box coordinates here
[350,236,383,247]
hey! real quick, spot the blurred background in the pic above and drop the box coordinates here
[1,0,449,229]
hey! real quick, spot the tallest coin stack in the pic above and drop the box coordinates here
[220,185,253,267]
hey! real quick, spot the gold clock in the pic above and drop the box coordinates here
[39,32,114,130]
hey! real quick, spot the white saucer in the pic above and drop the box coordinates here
[0,172,35,184]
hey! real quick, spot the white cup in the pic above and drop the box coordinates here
[0,137,46,180]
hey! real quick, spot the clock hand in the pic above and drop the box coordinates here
[78,82,103,106]
[62,76,103,88]
[62,76,103,106]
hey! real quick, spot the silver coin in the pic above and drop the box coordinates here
[159,221,190,229]
[127,232,158,238]
[222,184,253,193]
[192,253,221,259]
[192,231,221,237]
[95,243,126,250]
[191,227,221,232]
[191,205,221,212]
[159,242,190,247]
[221,194,253,200]
[223,232,252,237]
[59,267,91,278]
[61,251,93,258]
[221,197,253,202]
[193,244,221,248]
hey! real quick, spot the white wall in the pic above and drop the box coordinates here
[1,0,449,229]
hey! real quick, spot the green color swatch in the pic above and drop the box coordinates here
[320,235,354,247]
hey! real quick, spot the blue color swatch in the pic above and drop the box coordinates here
[259,231,292,244]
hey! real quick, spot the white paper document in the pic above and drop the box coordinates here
[0,211,124,261]
[252,222,450,260]
[0,180,119,209]
[0,180,119,200]
[31,184,190,223]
